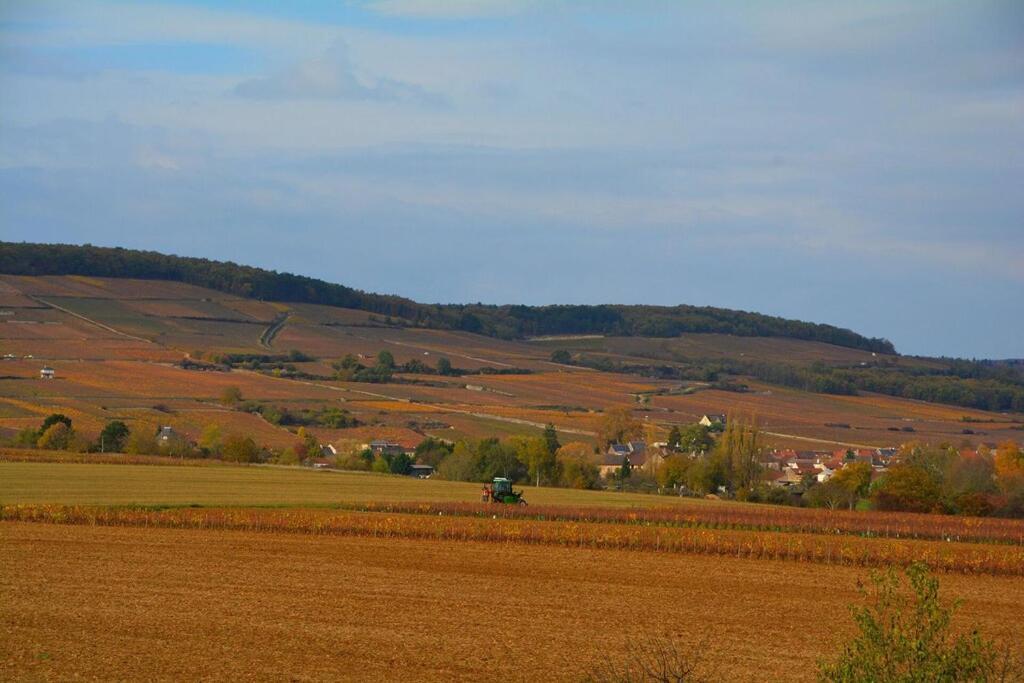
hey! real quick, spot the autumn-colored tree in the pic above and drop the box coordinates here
[437,441,479,481]
[14,427,39,448]
[557,442,600,489]
[125,427,159,455]
[656,453,691,490]
[712,417,764,493]
[808,462,873,510]
[832,461,873,507]
[512,436,559,487]
[597,406,642,446]
[199,423,222,455]
[683,455,725,495]
[276,447,300,466]
[294,427,319,460]
[221,434,260,463]
[36,422,71,450]
[994,441,1024,489]
[871,464,943,513]
[993,441,1024,516]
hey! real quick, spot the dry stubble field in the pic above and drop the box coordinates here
[4,522,1024,682]
[3,461,1024,681]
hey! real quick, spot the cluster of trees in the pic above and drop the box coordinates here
[330,351,529,384]
[655,419,772,500]
[219,385,359,429]
[182,351,319,380]
[242,403,359,429]
[869,442,1024,517]
[331,350,465,382]
[332,351,398,383]
[0,242,893,352]
[434,428,603,490]
[13,414,93,452]
[11,414,213,458]
[329,446,416,475]
[204,350,314,367]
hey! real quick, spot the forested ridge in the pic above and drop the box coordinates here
[0,242,894,352]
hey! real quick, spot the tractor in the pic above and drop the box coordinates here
[481,477,527,505]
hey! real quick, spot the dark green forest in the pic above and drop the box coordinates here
[0,242,894,352]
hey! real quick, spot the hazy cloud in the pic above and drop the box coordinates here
[234,40,445,105]
[368,0,538,19]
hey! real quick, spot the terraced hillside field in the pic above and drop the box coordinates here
[1,274,1021,450]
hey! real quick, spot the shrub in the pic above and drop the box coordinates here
[818,562,1021,682]
[550,349,572,364]
[220,386,243,406]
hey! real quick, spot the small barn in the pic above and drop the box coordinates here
[409,464,434,479]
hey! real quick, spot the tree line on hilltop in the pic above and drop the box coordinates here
[0,241,894,352]
[558,351,1024,413]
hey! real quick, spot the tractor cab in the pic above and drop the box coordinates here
[492,477,513,496]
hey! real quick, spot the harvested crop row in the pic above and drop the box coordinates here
[340,501,1024,546]
[0,448,229,467]
[4,505,1023,576]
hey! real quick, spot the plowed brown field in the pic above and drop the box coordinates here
[3,522,1023,682]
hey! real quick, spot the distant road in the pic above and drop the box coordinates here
[526,334,605,341]
[760,430,879,450]
[259,313,289,349]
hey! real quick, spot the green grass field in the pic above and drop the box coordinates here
[0,461,697,509]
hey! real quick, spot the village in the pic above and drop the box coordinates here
[304,413,908,498]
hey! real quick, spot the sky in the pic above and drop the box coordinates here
[1,1,1022,359]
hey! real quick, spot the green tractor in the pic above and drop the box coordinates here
[481,477,527,505]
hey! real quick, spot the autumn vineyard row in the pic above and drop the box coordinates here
[4,504,1023,576]
[338,501,1024,546]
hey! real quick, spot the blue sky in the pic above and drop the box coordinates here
[1,1,1021,358]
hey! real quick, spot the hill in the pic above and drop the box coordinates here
[0,242,894,352]
[0,269,1021,454]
